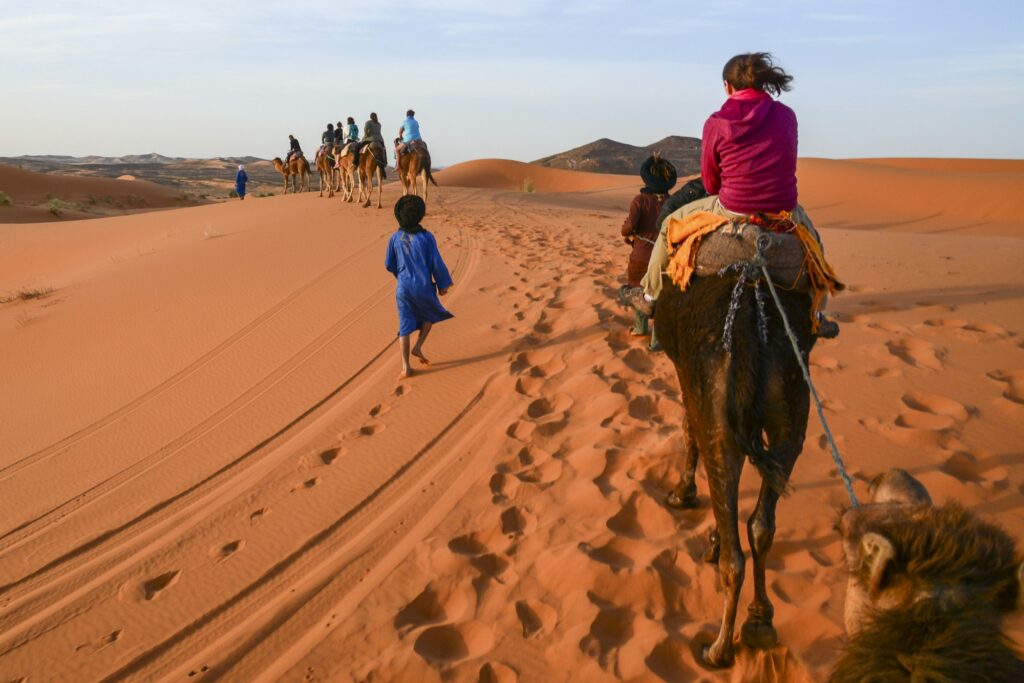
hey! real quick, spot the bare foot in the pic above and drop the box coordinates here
[411,349,431,366]
[400,367,414,379]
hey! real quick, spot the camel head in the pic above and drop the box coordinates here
[837,469,1022,636]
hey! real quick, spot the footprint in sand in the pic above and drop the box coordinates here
[414,622,495,664]
[646,638,698,681]
[963,322,1011,338]
[490,472,520,503]
[394,583,471,632]
[319,447,344,465]
[368,402,390,418]
[579,602,634,669]
[886,337,945,371]
[75,628,124,653]
[210,539,245,562]
[143,570,181,601]
[987,369,1024,403]
[291,476,320,492]
[579,536,659,573]
[901,391,970,422]
[249,507,269,526]
[867,366,902,379]
[479,662,518,683]
[472,553,518,585]
[515,599,558,639]
[606,492,677,540]
[500,506,536,536]
[516,459,563,487]
[924,317,968,329]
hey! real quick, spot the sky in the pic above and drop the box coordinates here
[1,0,1022,165]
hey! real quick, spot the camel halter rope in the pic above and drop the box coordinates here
[719,233,860,507]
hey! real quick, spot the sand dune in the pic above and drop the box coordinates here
[798,157,1024,236]
[436,159,637,193]
[0,160,1022,681]
[0,163,193,223]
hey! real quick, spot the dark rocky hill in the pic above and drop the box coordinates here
[533,135,701,176]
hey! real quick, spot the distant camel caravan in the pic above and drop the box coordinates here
[395,139,438,200]
[272,156,311,194]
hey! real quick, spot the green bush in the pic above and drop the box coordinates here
[228,189,238,198]
[48,198,63,216]
[0,191,10,206]
[523,178,535,193]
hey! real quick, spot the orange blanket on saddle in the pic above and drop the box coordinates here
[664,210,844,332]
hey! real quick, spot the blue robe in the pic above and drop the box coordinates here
[235,170,248,198]
[385,229,454,336]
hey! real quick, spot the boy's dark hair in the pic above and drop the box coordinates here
[395,195,426,232]
[722,52,793,96]
[406,109,415,117]
[347,116,355,124]
[370,112,378,122]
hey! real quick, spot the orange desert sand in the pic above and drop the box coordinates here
[1,157,1022,681]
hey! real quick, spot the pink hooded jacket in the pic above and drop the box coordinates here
[701,89,798,214]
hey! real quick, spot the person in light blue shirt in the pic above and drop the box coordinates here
[394,109,422,167]
[346,116,360,143]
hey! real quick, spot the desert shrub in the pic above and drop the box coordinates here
[228,189,238,198]
[523,178,535,193]
[0,286,53,304]
[86,193,97,205]
[48,198,63,216]
[0,191,10,206]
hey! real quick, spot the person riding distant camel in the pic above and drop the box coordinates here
[285,134,302,164]
[319,123,335,161]
[356,112,388,173]
[394,109,422,169]
[622,52,839,338]
[334,121,345,147]
[619,154,677,351]
[345,116,362,164]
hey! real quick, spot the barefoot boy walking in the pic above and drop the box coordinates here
[385,195,454,378]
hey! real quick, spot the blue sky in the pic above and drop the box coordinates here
[1,0,1021,164]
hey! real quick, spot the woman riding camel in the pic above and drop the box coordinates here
[624,52,838,338]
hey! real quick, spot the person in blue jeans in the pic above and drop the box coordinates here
[385,195,454,378]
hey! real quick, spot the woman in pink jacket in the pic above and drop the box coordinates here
[627,52,837,337]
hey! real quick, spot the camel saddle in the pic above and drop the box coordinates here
[666,210,843,297]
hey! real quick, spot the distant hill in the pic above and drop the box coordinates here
[533,136,701,176]
[0,154,281,198]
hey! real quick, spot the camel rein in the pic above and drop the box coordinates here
[721,233,860,507]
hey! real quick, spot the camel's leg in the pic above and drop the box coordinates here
[699,394,745,668]
[422,169,429,201]
[666,376,701,509]
[741,369,809,650]
[376,168,383,209]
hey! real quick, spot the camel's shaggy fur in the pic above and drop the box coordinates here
[832,502,1024,682]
